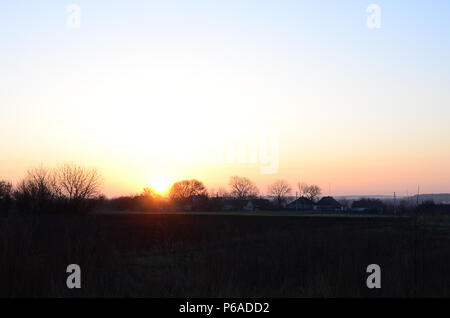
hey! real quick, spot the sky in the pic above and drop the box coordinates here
[1,0,450,197]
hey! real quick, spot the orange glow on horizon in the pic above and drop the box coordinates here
[150,176,172,195]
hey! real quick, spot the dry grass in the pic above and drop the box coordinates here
[0,213,449,297]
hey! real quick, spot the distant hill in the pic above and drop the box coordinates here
[335,195,396,201]
[335,194,450,205]
[282,194,450,205]
[410,193,450,205]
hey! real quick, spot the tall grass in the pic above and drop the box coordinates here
[0,214,449,297]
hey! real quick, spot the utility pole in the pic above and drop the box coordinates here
[394,192,397,216]
[417,185,420,206]
[413,184,420,297]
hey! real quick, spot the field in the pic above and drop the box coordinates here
[1,212,449,297]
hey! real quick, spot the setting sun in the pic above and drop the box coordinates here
[151,176,172,195]
[2,1,450,299]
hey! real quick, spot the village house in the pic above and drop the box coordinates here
[286,197,314,211]
[243,199,275,211]
[314,196,343,212]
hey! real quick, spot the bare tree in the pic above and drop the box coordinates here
[169,179,207,202]
[297,182,321,202]
[139,187,161,211]
[305,185,322,202]
[0,180,13,215]
[209,187,230,198]
[55,164,103,202]
[229,176,259,199]
[0,180,12,200]
[297,182,309,197]
[142,187,159,198]
[14,167,59,213]
[217,187,229,198]
[268,180,292,207]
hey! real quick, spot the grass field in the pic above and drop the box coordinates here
[97,209,408,218]
[1,213,449,297]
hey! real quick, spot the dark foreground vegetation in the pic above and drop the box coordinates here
[2,166,450,297]
[1,213,449,297]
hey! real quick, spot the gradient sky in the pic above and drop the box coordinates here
[1,0,450,197]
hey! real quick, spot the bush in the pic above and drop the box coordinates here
[0,181,13,216]
[13,167,59,215]
[13,165,103,215]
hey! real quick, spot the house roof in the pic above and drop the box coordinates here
[288,197,314,206]
[317,196,341,207]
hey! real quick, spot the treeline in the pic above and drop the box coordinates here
[106,177,326,213]
[107,176,272,213]
[0,164,103,216]
[3,165,447,216]
[1,167,321,215]
[339,197,450,216]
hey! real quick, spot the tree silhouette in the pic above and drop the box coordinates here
[305,185,321,202]
[0,180,13,215]
[14,167,59,214]
[268,180,292,207]
[55,164,103,202]
[297,182,322,202]
[229,176,259,199]
[169,179,207,202]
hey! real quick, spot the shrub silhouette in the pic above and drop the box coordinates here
[14,167,59,215]
[0,180,13,216]
[13,165,103,215]
[54,164,103,213]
